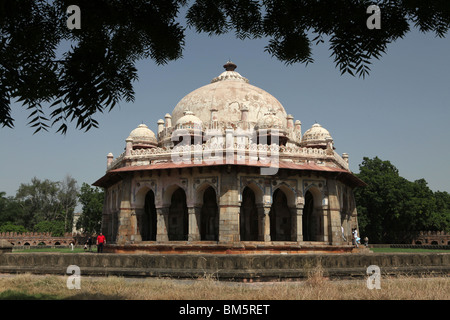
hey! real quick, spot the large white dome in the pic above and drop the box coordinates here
[171,62,287,127]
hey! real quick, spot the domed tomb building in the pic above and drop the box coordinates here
[94,62,365,252]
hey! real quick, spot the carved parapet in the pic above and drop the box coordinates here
[107,151,126,171]
[109,140,352,173]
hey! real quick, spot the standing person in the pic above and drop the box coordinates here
[86,236,93,252]
[351,228,356,246]
[96,233,106,253]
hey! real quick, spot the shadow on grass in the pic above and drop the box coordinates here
[63,293,126,300]
[0,290,126,300]
[0,290,59,300]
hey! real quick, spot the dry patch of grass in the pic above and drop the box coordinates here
[0,271,448,300]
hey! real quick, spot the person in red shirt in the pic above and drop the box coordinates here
[96,233,106,253]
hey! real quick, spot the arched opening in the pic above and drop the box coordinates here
[200,186,219,241]
[141,190,157,241]
[240,187,258,241]
[168,188,188,241]
[302,190,322,241]
[270,189,292,241]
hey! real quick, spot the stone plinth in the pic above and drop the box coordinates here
[0,252,448,281]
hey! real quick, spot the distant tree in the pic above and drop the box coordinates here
[354,157,448,243]
[430,191,450,232]
[58,175,78,233]
[15,177,62,228]
[34,220,65,237]
[77,183,104,234]
[1,0,449,133]
[13,176,78,232]
[0,221,28,233]
[0,192,23,225]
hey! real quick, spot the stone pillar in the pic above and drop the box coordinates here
[322,206,329,242]
[165,113,172,128]
[218,168,240,243]
[188,206,201,241]
[342,153,349,168]
[240,106,249,122]
[157,119,164,134]
[125,138,133,156]
[107,153,114,168]
[225,128,234,164]
[257,205,271,242]
[291,205,303,242]
[263,206,271,242]
[116,175,133,244]
[295,120,301,136]
[210,107,218,122]
[286,114,294,130]
[219,204,240,243]
[130,208,142,242]
[326,179,343,244]
[156,207,169,242]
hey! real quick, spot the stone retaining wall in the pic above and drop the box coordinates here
[0,252,448,281]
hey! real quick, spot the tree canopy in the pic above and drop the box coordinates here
[76,182,104,235]
[1,0,449,133]
[354,156,450,243]
[0,176,78,235]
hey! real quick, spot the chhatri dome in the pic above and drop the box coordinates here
[94,61,365,253]
[175,110,203,129]
[127,123,157,149]
[301,123,334,149]
[171,61,287,127]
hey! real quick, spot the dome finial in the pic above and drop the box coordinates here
[223,60,237,71]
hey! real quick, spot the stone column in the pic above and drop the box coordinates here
[188,206,201,241]
[291,205,303,242]
[257,205,271,242]
[219,204,240,243]
[164,113,172,128]
[116,175,133,244]
[107,153,114,168]
[326,179,343,244]
[131,208,142,242]
[156,207,169,242]
[157,119,165,135]
[322,206,329,242]
[125,138,133,156]
[218,168,240,243]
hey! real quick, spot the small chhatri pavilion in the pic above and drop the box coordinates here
[93,61,365,254]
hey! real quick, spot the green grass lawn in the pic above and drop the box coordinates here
[370,247,449,253]
[12,247,97,253]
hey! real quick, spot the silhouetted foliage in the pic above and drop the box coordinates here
[1,0,449,133]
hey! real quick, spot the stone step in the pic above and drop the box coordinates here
[351,246,373,253]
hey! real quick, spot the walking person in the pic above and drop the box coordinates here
[96,233,106,253]
[353,228,360,248]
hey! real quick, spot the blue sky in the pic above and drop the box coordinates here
[1,23,449,201]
